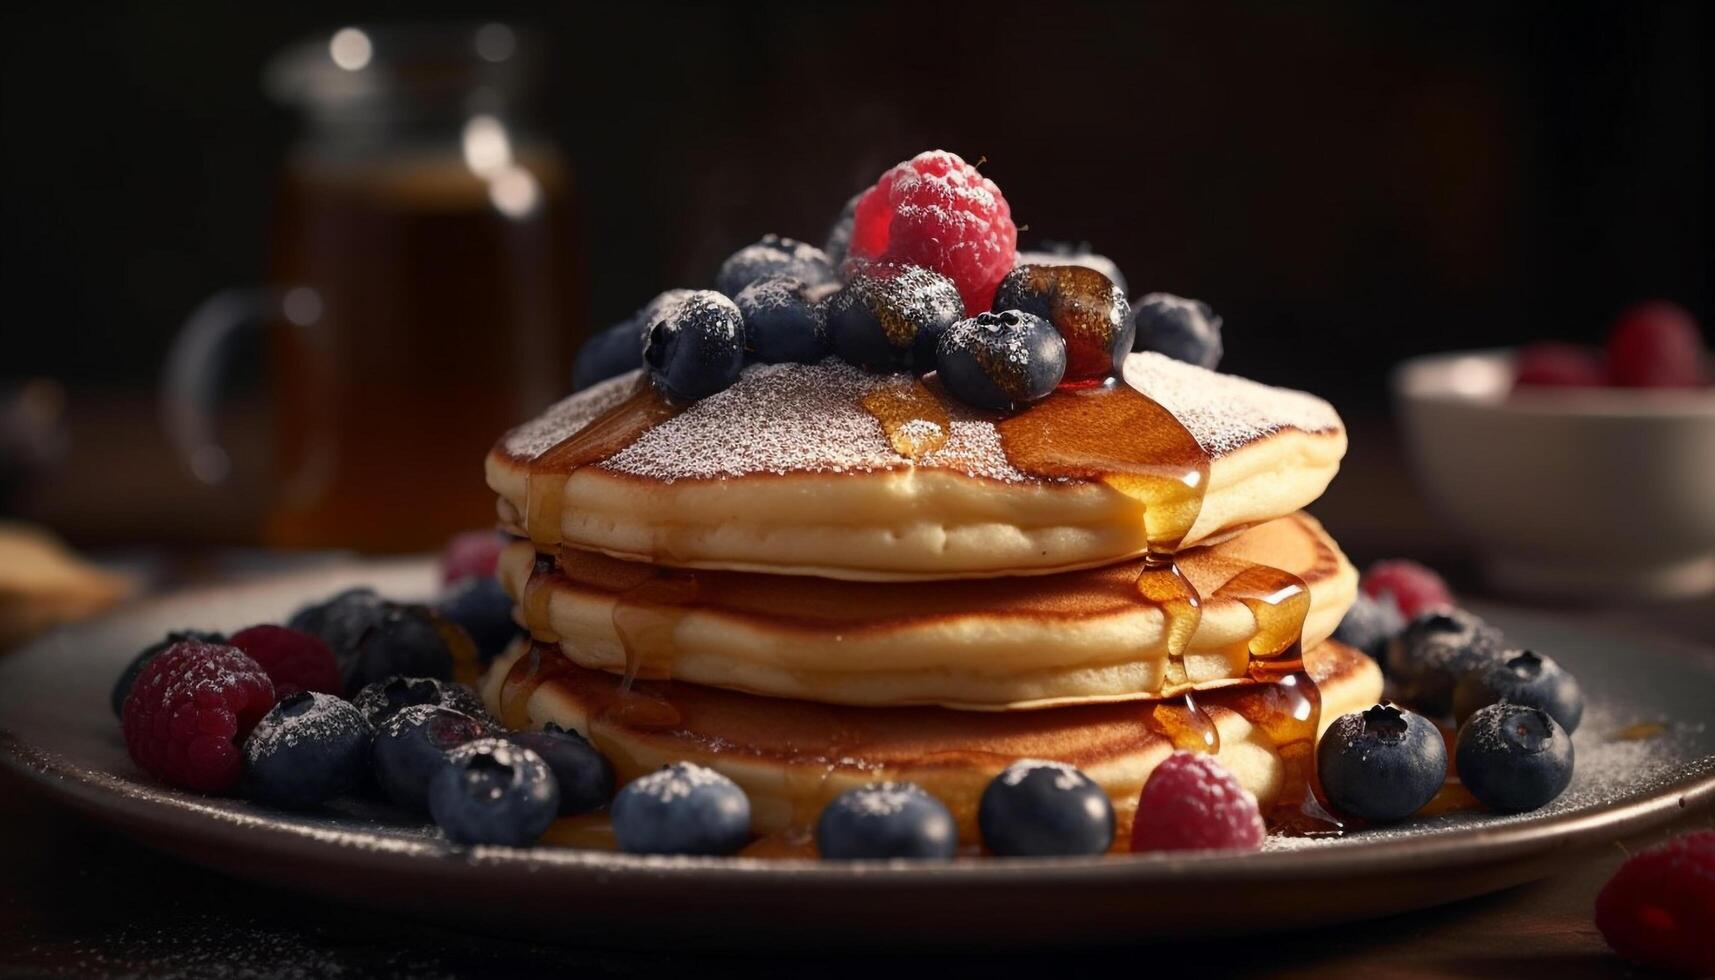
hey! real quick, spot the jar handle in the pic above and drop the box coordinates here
[160,286,322,484]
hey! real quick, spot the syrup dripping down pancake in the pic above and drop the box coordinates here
[498,512,1357,710]
[479,639,1382,845]
[487,353,1345,580]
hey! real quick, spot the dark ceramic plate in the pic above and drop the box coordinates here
[1,560,1710,949]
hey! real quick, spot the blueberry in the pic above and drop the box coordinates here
[993,265,1132,384]
[570,290,696,391]
[112,629,225,718]
[643,290,746,402]
[429,738,560,847]
[823,192,862,270]
[287,587,385,665]
[571,320,644,391]
[1453,650,1584,734]
[825,264,966,371]
[435,577,520,664]
[351,676,492,729]
[977,759,1115,857]
[242,691,372,809]
[1316,704,1447,822]
[1130,293,1224,370]
[1332,592,1407,660]
[815,782,958,860]
[611,762,751,856]
[1383,608,1505,716]
[506,724,614,815]
[1015,242,1128,295]
[715,235,836,298]
[935,310,1067,411]
[1455,702,1575,812]
[340,603,457,696]
[371,704,495,812]
[734,277,830,364]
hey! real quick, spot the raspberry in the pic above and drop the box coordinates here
[121,640,276,793]
[1130,751,1264,852]
[1513,342,1606,388]
[1605,300,1707,388]
[1361,559,1453,619]
[1595,830,1715,976]
[849,150,1017,311]
[228,625,340,697]
[440,530,506,586]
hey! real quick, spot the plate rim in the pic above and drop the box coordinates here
[3,563,1713,888]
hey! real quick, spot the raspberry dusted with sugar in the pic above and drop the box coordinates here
[1361,559,1453,619]
[1595,830,1715,976]
[848,150,1017,311]
[1130,751,1264,852]
[121,640,276,793]
[229,624,340,697]
[1605,300,1707,388]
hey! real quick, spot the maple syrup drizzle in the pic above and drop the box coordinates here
[497,643,578,731]
[522,378,680,542]
[859,377,952,459]
[1211,564,1313,659]
[997,381,1210,659]
[519,553,559,643]
[594,569,698,731]
[1150,692,1222,753]
[997,381,1210,552]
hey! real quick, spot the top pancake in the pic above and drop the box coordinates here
[488,352,1345,580]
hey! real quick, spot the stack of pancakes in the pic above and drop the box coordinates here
[480,352,1381,843]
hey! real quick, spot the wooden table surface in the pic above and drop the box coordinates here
[2,420,1712,978]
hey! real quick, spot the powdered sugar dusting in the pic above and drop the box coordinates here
[243,692,365,762]
[1123,352,1342,455]
[1265,709,1712,852]
[629,761,734,803]
[845,782,927,817]
[500,372,637,460]
[501,353,1342,481]
[1000,759,1090,792]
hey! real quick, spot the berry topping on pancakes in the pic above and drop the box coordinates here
[936,310,1066,411]
[644,290,747,401]
[993,264,1133,384]
[715,234,837,300]
[735,276,830,365]
[848,150,1017,311]
[825,263,966,371]
[1131,293,1224,370]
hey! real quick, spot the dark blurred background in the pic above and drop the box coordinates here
[2,0,1709,550]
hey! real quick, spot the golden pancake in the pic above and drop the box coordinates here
[499,512,1357,709]
[480,639,1383,845]
[487,353,1345,580]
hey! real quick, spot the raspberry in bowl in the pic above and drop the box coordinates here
[1392,301,1715,599]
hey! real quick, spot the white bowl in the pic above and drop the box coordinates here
[1392,349,1715,600]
